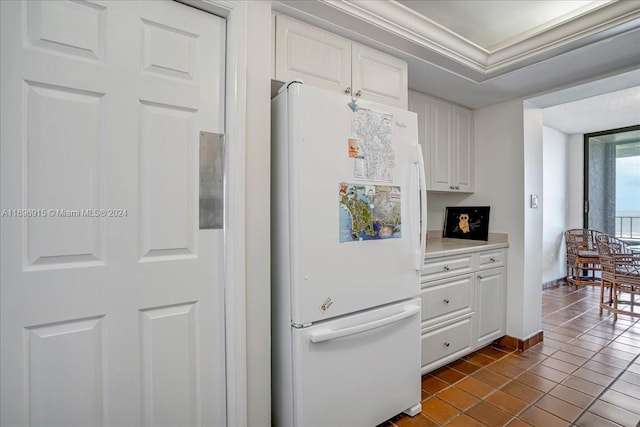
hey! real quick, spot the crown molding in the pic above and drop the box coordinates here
[317,0,640,76]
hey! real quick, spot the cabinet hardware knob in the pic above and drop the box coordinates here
[478,275,483,279]
[344,87,351,95]
[443,298,450,304]
[355,90,362,97]
[444,342,450,347]
[449,185,455,190]
[490,258,496,262]
[455,186,460,190]
[443,266,450,271]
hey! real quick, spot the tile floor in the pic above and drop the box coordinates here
[380,284,640,426]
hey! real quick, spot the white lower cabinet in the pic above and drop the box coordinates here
[421,248,507,373]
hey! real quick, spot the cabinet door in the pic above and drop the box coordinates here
[409,91,429,186]
[453,106,474,192]
[274,15,351,94]
[475,267,506,347]
[352,43,408,109]
[428,97,453,191]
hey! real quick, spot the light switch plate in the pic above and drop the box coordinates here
[530,194,539,209]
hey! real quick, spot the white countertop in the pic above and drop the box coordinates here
[424,231,509,259]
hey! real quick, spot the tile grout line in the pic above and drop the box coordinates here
[572,325,640,425]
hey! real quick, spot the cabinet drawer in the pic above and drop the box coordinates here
[421,318,471,371]
[477,249,506,270]
[422,254,473,281]
[420,275,473,326]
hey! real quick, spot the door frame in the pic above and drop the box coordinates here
[181,1,249,425]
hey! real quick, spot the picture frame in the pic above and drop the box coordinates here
[443,206,490,241]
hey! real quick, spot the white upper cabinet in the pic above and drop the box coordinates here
[274,14,408,108]
[409,90,474,192]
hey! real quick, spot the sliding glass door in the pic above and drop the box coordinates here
[584,125,640,242]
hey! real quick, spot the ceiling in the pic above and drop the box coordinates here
[273,0,640,109]
[542,86,640,134]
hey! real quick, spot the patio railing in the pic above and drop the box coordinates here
[615,216,640,239]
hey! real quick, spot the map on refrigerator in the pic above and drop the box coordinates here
[339,182,401,243]
[351,108,394,182]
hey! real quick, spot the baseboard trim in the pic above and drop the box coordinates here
[542,277,567,290]
[497,331,544,352]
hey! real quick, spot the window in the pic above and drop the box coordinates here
[584,125,640,243]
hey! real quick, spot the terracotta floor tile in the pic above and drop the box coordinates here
[437,386,479,411]
[573,411,626,427]
[575,333,610,346]
[614,335,640,349]
[485,360,525,379]
[527,343,557,356]
[507,418,533,426]
[609,377,640,398]
[465,401,512,427]
[447,359,482,375]
[548,384,594,409]
[515,372,557,393]
[599,389,640,416]
[444,414,487,427]
[540,357,579,374]
[581,360,623,378]
[572,367,614,387]
[502,354,539,371]
[477,345,511,360]
[599,347,637,361]
[393,413,439,427]
[561,376,606,398]
[570,338,608,352]
[473,368,511,388]
[421,375,449,394]
[518,406,571,427]
[456,377,496,399]
[588,399,640,426]
[484,389,529,416]
[549,350,588,366]
[590,352,630,369]
[528,364,570,383]
[463,352,496,367]
[620,370,640,385]
[560,344,596,359]
[534,395,582,423]
[500,380,544,403]
[432,367,467,385]
[420,397,460,425]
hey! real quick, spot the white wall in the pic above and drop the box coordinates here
[542,126,570,282]
[522,102,544,339]
[245,2,272,425]
[426,99,544,340]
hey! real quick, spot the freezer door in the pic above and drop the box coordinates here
[283,83,424,325]
[290,299,421,427]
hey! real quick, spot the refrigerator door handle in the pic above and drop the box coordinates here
[309,305,420,343]
[416,144,427,271]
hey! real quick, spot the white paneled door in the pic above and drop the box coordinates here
[0,1,227,426]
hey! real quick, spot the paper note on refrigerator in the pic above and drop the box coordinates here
[351,108,394,182]
[339,182,401,243]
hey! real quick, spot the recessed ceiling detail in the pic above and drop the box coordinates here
[316,0,639,77]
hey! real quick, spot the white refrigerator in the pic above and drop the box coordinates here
[271,82,427,427]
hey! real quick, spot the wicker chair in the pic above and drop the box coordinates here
[596,234,640,320]
[565,229,602,287]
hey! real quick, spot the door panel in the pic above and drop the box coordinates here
[1,2,226,426]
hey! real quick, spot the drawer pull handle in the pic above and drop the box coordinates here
[444,342,450,347]
[443,298,450,304]
[490,257,496,262]
[443,266,450,271]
